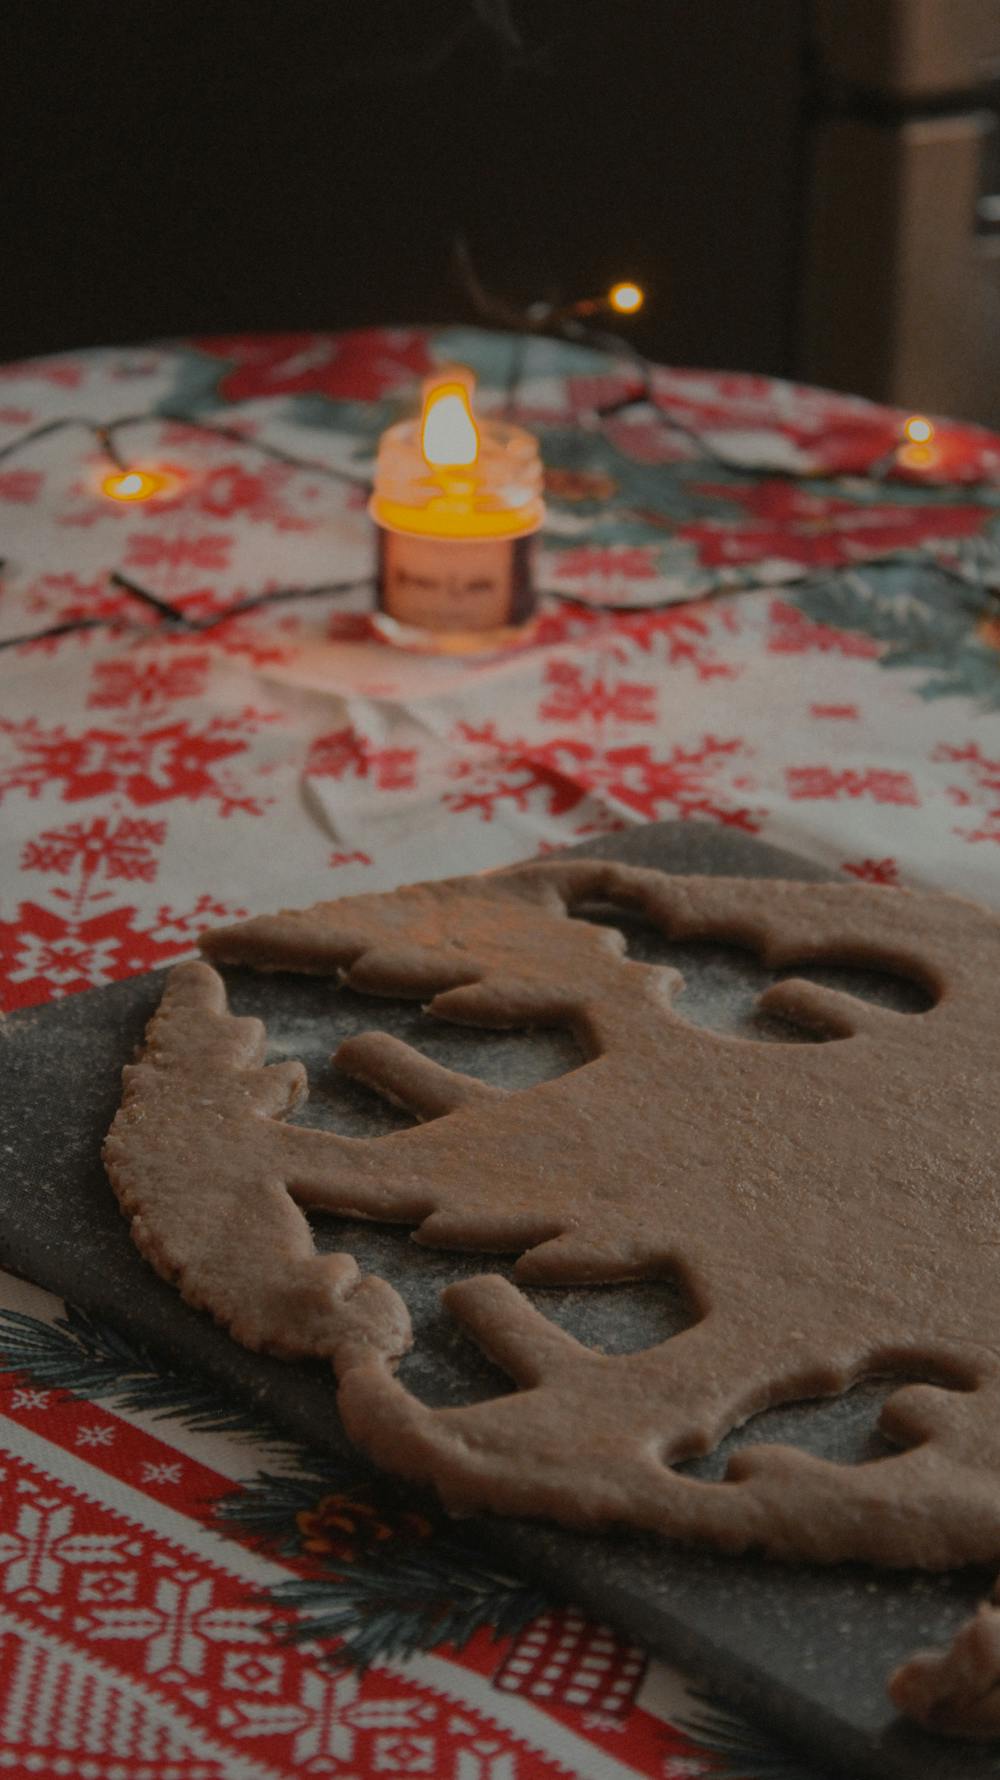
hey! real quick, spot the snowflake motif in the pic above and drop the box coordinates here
[538,660,656,727]
[786,766,920,806]
[533,600,738,678]
[171,453,324,533]
[0,1491,131,1600]
[0,470,43,503]
[22,816,167,902]
[445,721,761,829]
[0,712,276,815]
[75,1425,115,1449]
[0,894,246,1012]
[9,1388,50,1412]
[842,857,901,885]
[0,356,82,388]
[555,545,660,582]
[768,598,881,659]
[329,850,373,868]
[934,742,1000,843]
[22,571,137,634]
[7,927,123,995]
[193,325,435,402]
[87,654,211,711]
[307,725,417,792]
[140,1461,183,1487]
[810,703,859,720]
[124,532,233,573]
[80,1567,271,1682]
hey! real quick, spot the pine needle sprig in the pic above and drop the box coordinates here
[268,1544,548,1671]
[0,1303,298,1447]
[679,1693,839,1779]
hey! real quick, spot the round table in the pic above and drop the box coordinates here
[1,326,998,1779]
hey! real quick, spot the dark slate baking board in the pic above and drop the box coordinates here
[1,820,995,1780]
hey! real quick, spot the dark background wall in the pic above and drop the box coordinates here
[5,1,807,373]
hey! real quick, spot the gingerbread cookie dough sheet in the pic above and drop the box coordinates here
[0,820,991,1780]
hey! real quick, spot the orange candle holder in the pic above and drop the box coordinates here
[369,369,545,652]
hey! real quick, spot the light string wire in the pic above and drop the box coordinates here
[0,306,998,652]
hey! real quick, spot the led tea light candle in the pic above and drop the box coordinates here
[369,368,545,651]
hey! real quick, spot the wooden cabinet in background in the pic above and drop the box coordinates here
[801,0,1000,426]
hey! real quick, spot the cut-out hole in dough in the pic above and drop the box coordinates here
[524,1276,696,1355]
[676,1372,968,1481]
[571,905,934,1039]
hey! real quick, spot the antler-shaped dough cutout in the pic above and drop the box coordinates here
[107,863,1000,1737]
[103,960,410,1373]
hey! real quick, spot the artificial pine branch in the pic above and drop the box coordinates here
[679,1694,837,1780]
[0,1303,299,1446]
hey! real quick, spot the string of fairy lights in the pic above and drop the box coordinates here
[0,276,997,655]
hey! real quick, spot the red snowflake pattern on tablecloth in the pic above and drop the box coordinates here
[680,480,989,569]
[538,660,656,726]
[533,599,739,678]
[0,470,43,504]
[306,725,418,792]
[842,857,902,884]
[193,327,436,404]
[0,1448,543,1780]
[185,459,326,532]
[811,704,860,720]
[87,653,211,710]
[768,598,881,659]
[0,356,82,388]
[0,893,243,1008]
[22,815,166,902]
[786,766,920,806]
[125,532,234,574]
[0,712,277,814]
[446,721,760,828]
[21,572,136,632]
[934,741,1000,842]
[554,545,660,586]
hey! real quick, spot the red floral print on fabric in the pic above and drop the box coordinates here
[680,481,989,569]
[0,713,277,815]
[786,766,920,806]
[192,328,435,403]
[935,742,1000,843]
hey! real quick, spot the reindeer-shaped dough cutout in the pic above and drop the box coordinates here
[104,862,1000,1735]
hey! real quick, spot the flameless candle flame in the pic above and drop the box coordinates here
[421,380,480,468]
